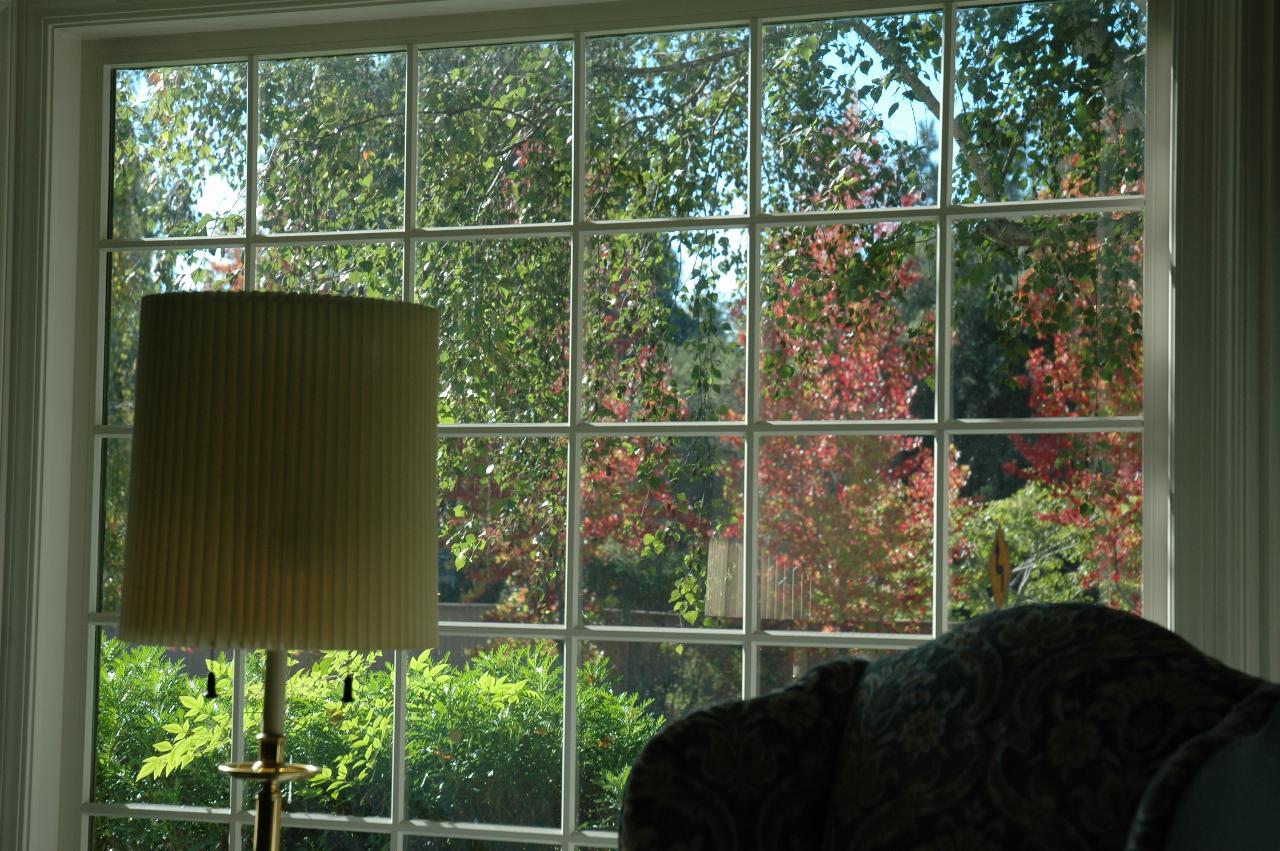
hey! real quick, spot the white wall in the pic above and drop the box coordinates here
[1169,0,1280,677]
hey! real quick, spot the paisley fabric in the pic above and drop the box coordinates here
[619,655,868,851]
[619,603,1265,851]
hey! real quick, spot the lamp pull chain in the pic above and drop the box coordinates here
[205,650,218,699]
[342,673,355,704]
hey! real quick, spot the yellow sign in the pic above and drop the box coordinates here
[987,526,1012,608]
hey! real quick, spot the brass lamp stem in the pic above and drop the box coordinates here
[219,649,318,851]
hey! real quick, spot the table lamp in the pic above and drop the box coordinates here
[119,292,439,851]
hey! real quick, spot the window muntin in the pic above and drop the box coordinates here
[89,2,1150,847]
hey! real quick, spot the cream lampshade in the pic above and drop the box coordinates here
[119,291,439,851]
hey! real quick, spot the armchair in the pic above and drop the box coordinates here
[620,603,1280,850]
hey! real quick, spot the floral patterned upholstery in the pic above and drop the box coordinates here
[620,603,1272,851]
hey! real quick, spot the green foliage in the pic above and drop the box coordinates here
[953,0,1146,202]
[418,40,572,225]
[588,28,750,219]
[95,640,230,808]
[111,63,247,238]
[950,481,1102,620]
[258,52,407,232]
[94,639,663,845]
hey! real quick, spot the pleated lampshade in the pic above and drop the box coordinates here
[119,292,439,651]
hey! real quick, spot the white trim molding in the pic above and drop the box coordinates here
[1171,0,1280,679]
[0,0,20,846]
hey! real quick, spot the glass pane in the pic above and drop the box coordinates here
[93,628,232,807]
[758,435,934,633]
[418,41,572,226]
[258,52,406,232]
[761,222,935,420]
[405,639,563,826]
[106,249,242,425]
[94,817,228,850]
[758,646,894,693]
[406,841,558,851]
[418,238,570,424]
[98,438,130,612]
[949,432,1142,621]
[952,212,1143,418]
[587,28,748,219]
[763,12,942,212]
[578,641,741,830]
[111,63,247,238]
[257,242,403,298]
[953,0,1146,202]
[242,651,393,817]
[242,828,389,850]
[584,230,746,422]
[439,438,566,624]
[581,436,743,629]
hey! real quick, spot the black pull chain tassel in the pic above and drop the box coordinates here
[342,673,354,704]
[205,670,218,699]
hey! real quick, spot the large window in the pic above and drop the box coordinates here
[87,1,1151,847]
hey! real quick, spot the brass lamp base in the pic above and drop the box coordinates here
[219,733,319,851]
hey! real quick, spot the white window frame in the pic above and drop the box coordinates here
[1,0,1175,849]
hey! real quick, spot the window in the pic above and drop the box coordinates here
[86,1,1154,847]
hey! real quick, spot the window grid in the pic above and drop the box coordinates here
[932,2,957,640]
[85,3,1150,848]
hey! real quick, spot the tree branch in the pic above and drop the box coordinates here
[848,20,1001,201]
[591,47,742,79]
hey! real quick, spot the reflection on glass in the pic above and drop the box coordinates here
[761,222,935,420]
[243,651,394,817]
[405,639,563,826]
[419,41,573,226]
[438,438,566,624]
[953,0,1146,202]
[93,628,232,807]
[758,646,893,694]
[106,249,242,425]
[257,242,403,298]
[951,213,1143,419]
[581,436,743,629]
[419,238,570,424]
[98,439,130,612]
[764,12,942,211]
[587,28,749,219]
[758,435,934,634]
[584,230,746,422]
[94,818,229,850]
[949,432,1142,622]
[258,52,406,232]
[578,641,741,829]
[111,63,247,238]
